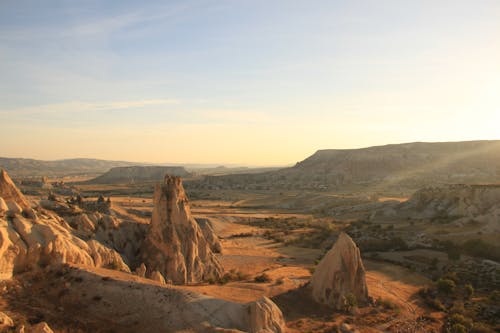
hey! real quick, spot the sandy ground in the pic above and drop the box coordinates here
[0,198,442,332]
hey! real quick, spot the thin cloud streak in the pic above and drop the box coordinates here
[0,99,180,115]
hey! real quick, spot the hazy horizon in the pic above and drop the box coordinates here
[2,1,500,165]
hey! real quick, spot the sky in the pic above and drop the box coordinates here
[1,0,499,166]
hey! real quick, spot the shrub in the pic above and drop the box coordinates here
[487,290,500,304]
[254,273,272,283]
[437,278,456,294]
[448,313,473,330]
[470,323,495,333]
[449,323,467,333]
[217,269,249,284]
[427,298,446,311]
[378,297,399,311]
[342,293,358,312]
[464,283,474,300]
[449,301,465,315]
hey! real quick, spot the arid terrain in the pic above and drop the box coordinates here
[1,141,499,333]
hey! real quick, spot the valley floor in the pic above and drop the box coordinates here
[0,197,443,332]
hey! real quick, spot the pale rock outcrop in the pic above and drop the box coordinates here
[29,322,54,333]
[0,197,8,214]
[67,213,96,236]
[87,240,130,272]
[196,218,223,253]
[0,169,30,211]
[55,267,286,333]
[0,170,131,279]
[0,311,14,330]
[135,263,146,277]
[400,184,500,218]
[311,232,368,309]
[248,297,286,333]
[7,201,23,218]
[150,270,166,285]
[141,176,223,284]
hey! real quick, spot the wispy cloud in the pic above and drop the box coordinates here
[0,1,197,41]
[0,99,180,115]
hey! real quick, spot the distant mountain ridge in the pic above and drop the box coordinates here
[86,166,191,184]
[0,157,146,177]
[189,140,500,193]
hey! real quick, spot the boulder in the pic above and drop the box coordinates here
[310,232,368,309]
[150,270,166,285]
[0,169,131,279]
[248,297,286,333]
[0,311,14,330]
[135,263,147,277]
[141,176,223,284]
[29,322,53,333]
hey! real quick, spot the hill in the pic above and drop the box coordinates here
[86,166,191,184]
[188,140,500,193]
[0,157,144,177]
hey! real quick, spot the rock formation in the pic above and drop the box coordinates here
[310,232,368,309]
[30,322,54,333]
[150,270,166,285]
[248,297,286,333]
[0,169,31,211]
[141,176,223,284]
[135,263,147,277]
[0,311,14,330]
[196,217,223,253]
[46,267,286,333]
[0,169,130,279]
[400,184,500,218]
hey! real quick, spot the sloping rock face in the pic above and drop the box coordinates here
[0,169,130,279]
[141,176,223,284]
[248,297,286,333]
[196,217,223,253]
[311,232,368,309]
[400,184,500,218]
[39,267,285,333]
[0,169,31,211]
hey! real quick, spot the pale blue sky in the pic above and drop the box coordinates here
[1,1,499,165]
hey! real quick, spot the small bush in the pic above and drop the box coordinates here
[437,278,456,294]
[275,277,285,285]
[448,313,473,330]
[217,269,249,284]
[464,283,474,299]
[449,323,467,333]
[254,273,272,283]
[342,293,358,312]
[427,298,446,311]
[378,297,399,311]
[470,323,496,333]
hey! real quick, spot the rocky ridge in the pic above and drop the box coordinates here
[0,169,130,279]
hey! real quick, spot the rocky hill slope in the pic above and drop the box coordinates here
[0,169,130,279]
[86,166,191,184]
[0,157,142,177]
[189,140,500,193]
